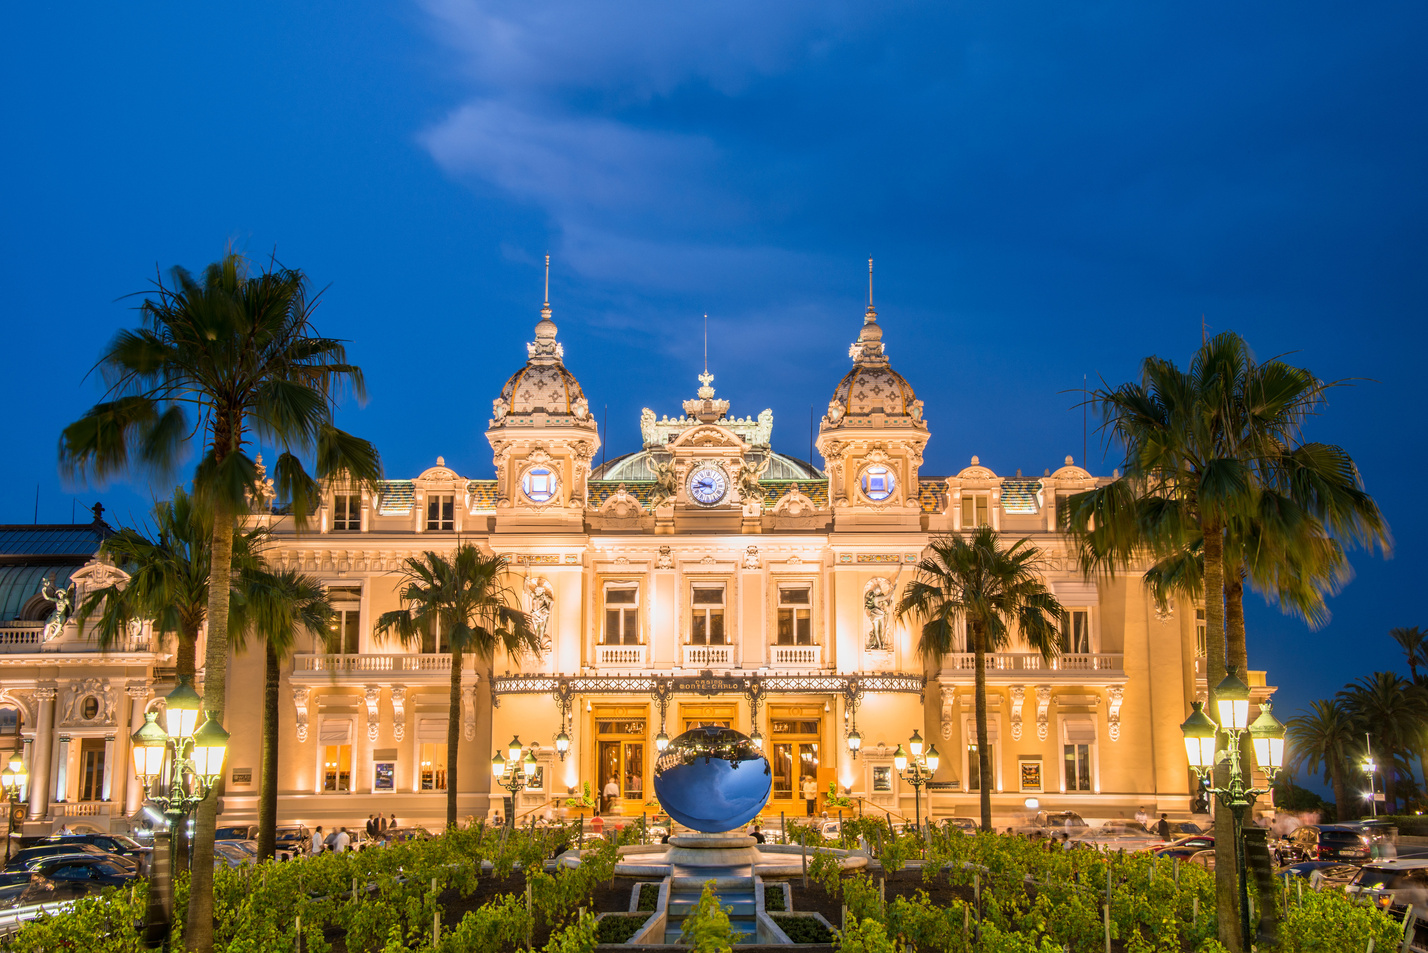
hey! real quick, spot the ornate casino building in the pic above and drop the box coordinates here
[0,288,1274,835]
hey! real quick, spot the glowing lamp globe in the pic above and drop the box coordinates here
[651,725,772,833]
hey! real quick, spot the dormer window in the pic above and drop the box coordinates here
[1060,609,1090,654]
[426,494,454,531]
[690,584,726,645]
[332,493,361,532]
[961,494,990,528]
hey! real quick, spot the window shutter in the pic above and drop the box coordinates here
[318,719,353,745]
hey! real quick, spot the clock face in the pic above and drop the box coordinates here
[687,466,729,506]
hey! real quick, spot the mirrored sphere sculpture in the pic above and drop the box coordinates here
[652,725,772,832]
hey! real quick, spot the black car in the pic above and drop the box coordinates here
[4,841,109,872]
[215,825,260,841]
[17,856,138,904]
[1283,824,1373,862]
[39,834,151,870]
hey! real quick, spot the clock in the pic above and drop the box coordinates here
[687,465,729,506]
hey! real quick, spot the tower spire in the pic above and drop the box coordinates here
[868,257,874,309]
[703,313,708,375]
[544,253,551,307]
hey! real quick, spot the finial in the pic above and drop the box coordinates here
[544,254,550,307]
[868,257,874,308]
[703,313,709,375]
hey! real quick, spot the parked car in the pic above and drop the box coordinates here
[1278,860,1349,882]
[213,841,257,869]
[1283,824,1374,863]
[1153,835,1215,860]
[1345,861,1428,911]
[942,817,978,832]
[274,826,311,855]
[17,855,139,904]
[4,842,110,872]
[1020,811,1090,836]
[39,833,151,872]
[215,825,261,842]
[1081,821,1162,851]
[1187,849,1216,870]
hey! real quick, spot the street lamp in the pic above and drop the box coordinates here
[131,677,229,949]
[492,736,536,829]
[0,753,27,864]
[1362,734,1379,819]
[1179,668,1285,948]
[893,733,940,834]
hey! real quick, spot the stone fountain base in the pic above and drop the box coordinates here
[663,833,760,868]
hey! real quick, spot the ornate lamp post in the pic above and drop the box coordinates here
[892,730,940,833]
[1362,735,1379,818]
[491,736,538,829]
[0,753,27,864]
[1179,668,1285,948]
[130,677,230,949]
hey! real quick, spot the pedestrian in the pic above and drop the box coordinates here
[334,827,351,853]
[365,815,376,840]
[1156,813,1171,841]
[389,813,398,832]
[1135,806,1149,829]
[801,775,817,817]
[310,827,325,856]
[603,776,620,814]
[377,814,388,834]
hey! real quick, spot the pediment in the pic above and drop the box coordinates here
[667,424,748,454]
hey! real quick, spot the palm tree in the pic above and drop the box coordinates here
[58,253,381,953]
[1390,627,1428,684]
[235,569,334,862]
[375,545,537,828]
[75,488,265,680]
[1285,700,1357,821]
[1338,672,1428,814]
[893,527,1063,832]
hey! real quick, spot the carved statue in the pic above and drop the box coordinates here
[753,408,774,448]
[640,408,658,448]
[650,459,678,509]
[40,576,74,642]
[736,455,771,503]
[526,578,554,657]
[863,569,904,652]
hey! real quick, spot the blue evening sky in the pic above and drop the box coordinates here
[2,2,1425,745]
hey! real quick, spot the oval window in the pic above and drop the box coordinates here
[81,696,99,720]
[860,465,896,502]
[522,467,558,504]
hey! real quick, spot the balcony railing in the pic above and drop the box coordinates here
[594,644,647,668]
[682,644,734,668]
[769,644,822,668]
[293,653,453,675]
[0,623,152,655]
[944,652,1124,675]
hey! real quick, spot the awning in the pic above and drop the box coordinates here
[1062,717,1097,744]
[318,719,353,745]
[416,718,449,743]
[966,719,1000,743]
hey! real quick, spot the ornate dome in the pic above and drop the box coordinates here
[824,303,924,424]
[490,279,594,424]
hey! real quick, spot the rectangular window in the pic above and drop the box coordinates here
[426,494,454,531]
[967,743,993,792]
[1064,744,1092,791]
[872,765,893,792]
[332,493,361,531]
[419,617,449,654]
[323,745,352,792]
[419,743,448,791]
[604,585,639,646]
[78,739,106,801]
[1060,609,1090,654]
[961,495,990,528]
[776,587,812,645]
[328,586,361,654]
[1195,608,1207,658]
[690,585,726,645]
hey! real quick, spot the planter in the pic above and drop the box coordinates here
[595,913,654,945]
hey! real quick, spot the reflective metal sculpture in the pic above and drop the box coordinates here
[652,725,772,832]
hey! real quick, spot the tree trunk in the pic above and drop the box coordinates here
[973,623,992,832]
[447,642,463,830]
[176,625,198,680]
[1203,520,1243,953]
[184,492,233,953]
[1331,761,1350,823]
[257,640,280,862]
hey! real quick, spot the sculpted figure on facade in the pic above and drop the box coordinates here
[491,396,508,422]
[40,576,74,642]
[649,459,678,509]
[864,573,901,652]
[752,409,773,447]
[735,455,770,503]
[526,577,554,657]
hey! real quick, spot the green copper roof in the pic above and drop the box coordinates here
[0,564,77,622]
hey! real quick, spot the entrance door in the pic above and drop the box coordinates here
[594,710,647,814]
[770,707,822,813]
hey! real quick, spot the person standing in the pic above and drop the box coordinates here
[333,827,351,853]
[1156,813,1172,841]
[1134,806,1149,830]
[801,775,817,817]
[388,813,398,833]
[603,776,620,815]
[309,827,325,856]
[377,814,388,834]
[365,815,376,840]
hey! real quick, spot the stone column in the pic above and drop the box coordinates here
[27,688,55,820]
[54,736,71,805]
[123,684,150,816]
[101,735,116,802]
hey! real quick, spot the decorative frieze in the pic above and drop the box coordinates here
[1035,686,1052,742]
[364,686,382,742]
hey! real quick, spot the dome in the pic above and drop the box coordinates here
[830,363,917,417]
[490,277,594,424]
[496,361,587,417]
[591,449,822,482]
[824,303,923,423]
